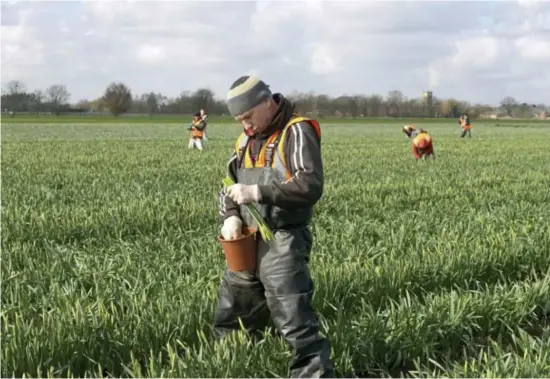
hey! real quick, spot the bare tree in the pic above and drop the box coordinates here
[500,96,517,117]
[367,95,383,117]
[45,84,70,110]
[102,82,132,116]
[5,80,26,95]
[348,96,359,118]
[29,90,44,113]
[191,88,215,112]
[145,92,157,115]
[386,90,405,117]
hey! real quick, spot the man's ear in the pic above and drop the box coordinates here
[264,97,276,111]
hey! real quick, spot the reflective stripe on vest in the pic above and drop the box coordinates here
[234,115,321,181]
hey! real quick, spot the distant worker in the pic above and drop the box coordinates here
[458,114,472,138]
[200,108,209,141]
[187,112,206,151]
[412,128,435,160]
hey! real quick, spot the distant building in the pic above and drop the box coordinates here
[421,91,434,117]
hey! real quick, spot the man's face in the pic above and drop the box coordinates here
[234,99,272,135]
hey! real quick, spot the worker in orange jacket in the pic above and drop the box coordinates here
[187,112,206,150]
[411,129,435,160]
[458,114,472,138]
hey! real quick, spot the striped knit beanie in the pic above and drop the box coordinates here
[226,75,272,117]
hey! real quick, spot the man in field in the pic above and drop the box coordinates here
[187,112,206,151]
[459,114,472,138]
[412,128,435,160]
[215,75,334,378]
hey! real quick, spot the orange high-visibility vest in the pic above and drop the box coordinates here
[190,119,204,138]
[234,115,321,181]
[413,131,432,148]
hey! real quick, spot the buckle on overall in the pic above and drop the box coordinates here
[265,143,276,167]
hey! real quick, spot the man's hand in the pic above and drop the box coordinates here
[221,215,243,240]
[226,184,261,205]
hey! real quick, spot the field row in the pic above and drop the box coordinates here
[2,122,550,377]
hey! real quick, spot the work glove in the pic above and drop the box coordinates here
[221,215,242,240]
[226,184,261,205]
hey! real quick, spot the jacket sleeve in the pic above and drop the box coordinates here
[257,121,323,208]
[218,152,241,225]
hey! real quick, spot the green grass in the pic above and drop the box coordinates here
[2,120,550,377]
[3,113,549,125]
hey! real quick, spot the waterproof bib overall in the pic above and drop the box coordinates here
[213,118,334,378]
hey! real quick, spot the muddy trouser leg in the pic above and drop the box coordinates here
[213,270,270,339]
[460,129,466,138]
[259,228,334,378]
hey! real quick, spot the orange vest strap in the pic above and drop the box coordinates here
[234,115,321,173]
[276,115,321,175]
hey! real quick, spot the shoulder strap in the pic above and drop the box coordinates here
[273,115,321,170]
[265,115,305,167]
[234,132,250,168]
[265,131,283,168]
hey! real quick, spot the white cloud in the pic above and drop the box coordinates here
[136,45,166,64]
[515,36,550,61]
[1,6,45,79]
[310,43,340,76]
[1,0,549,105]
[450,37,501,69]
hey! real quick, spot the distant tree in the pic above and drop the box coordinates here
[90,98,106,112]
[1,81,38,114]
[500,96,517,117]
[75,99,92,112]
[45,84,70,111]
[102,82,132,116]
[334,96,351,117]
[5,80,26,95]
[348,96,359,118]
[367,95,383,117]
[29,90,44,113]
[439,99,454,117]
[386,90,405,117]
[146,92,158,115]
[191,88,215,112]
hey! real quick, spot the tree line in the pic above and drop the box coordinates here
[2,79,548,119]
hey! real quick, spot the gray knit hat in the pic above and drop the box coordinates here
[226,75,272,117]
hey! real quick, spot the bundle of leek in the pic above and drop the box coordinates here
[222,176,275,241]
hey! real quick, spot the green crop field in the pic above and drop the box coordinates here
[2,119,550,378]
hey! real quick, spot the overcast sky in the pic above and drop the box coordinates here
[2,0,549,106]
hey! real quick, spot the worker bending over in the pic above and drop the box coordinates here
[412,129,435,160]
